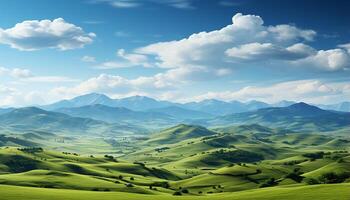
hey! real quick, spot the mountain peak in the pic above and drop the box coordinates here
[124,95,155,101]
[288,102,320,110]
[73,93,111,101]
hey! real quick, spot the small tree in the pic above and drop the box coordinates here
[173,191,182,196]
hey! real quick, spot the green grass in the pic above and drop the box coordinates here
[1,123,350,199]
[0,183,349,200]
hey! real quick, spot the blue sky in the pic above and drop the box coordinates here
[0,0,349,106]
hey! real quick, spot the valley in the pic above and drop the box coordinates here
[0,95,349,200]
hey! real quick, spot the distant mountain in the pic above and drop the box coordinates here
[55,104,175,124]
[317,102,350,112]
[182,99,285,116]
[204,102,350,132]
[113,96,174,111]
[182,99,246,115]
[43,93,175,111]
[147,106,213,120]
[271,100,296,107]
[0,108,14,115]
[0,107,143,135]
[147,124,216,145]
[245,100,270,111]
[42,93,347,117]
[42,93,116,110]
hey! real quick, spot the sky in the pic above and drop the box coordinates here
[0,0,349,106]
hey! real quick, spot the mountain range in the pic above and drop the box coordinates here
[40,93,350,115]
[0,107,144,135]
[0,93,349,134]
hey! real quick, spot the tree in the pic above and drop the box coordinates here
[259,178,277,188]
[173,191,182,196]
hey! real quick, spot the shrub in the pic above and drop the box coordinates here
[285,172,304,183]
[318,172,350,184]
[125,183,134,187]
[303,152,324,160]
[173,191,182,196]
[181,188,189,193]
[259,178,277,188]
[305,178,320,185]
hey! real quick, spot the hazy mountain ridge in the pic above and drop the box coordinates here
[40,93,350,115]
[0,107,144,135]
[204,102,350,132]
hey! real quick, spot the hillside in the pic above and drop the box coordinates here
[146,124,216,145]
[147,106,213,120]
[0,107,142,135]
[205,103,350,132]
[55,104,174,124]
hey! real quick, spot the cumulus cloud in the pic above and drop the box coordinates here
[96,49,152,69]
[225,42,315,61]
[133,13,350,72]
[49,73,177,99]
[0,18,95,51]
[137,13,317,69]
[339,43,350,53]
[292,48,350,71]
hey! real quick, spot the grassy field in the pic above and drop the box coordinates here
[0,183,349,200]
[0,124,349,199]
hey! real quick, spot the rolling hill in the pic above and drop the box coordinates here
[146,124,216,145]
[0,107,142,135]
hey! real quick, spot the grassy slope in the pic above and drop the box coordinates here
[0,184,349,200]
[0,123,349,199]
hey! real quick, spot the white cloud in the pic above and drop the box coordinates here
[49,73,177,99]
[225,42,315,61]
[0,18,95,51]
[292,48,350,71]
[267,25,316,42]
[131,13,350,73]
[185,80,347,104]
[96,49,151,69]
[339,43,350,53]
[81,56,96,62]
[10,68,33,78]
[0,67,33,78]
[116,49,151,67]
[137,13,317,70]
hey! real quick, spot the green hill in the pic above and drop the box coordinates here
[147,124,216,145]
[0,107,144,135]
